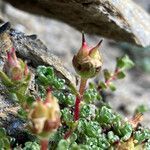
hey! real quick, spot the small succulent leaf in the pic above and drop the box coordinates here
[2,138,10,149]
[24,73,31,82]
[0,140,4,149]
[14,91,28,105]
[135,104,150,114]
[38,74,49,86]
[116,57,125,69]
[23,142,40,150]
[17,108,28,119]
[14,82,29,95]
[117,71,126,79]
[61,108,73,124]
[109,82,116,91]
[37,66,47,75]
[103,69,111,81]
[0,70,14,87]
[0,128,6,138]
[18,59,25,69]
[57,140,69,150]
[107,131,119,144]
[120,123,133,141]
[46,67,55,78]
[69,133,77,144]
[36,66,50,86]
[122,55,134,70]
[99,81,107,90]
[116,55,134,70]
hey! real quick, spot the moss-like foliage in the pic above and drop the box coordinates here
[0,48,149,150]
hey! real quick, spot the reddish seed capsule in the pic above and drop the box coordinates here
[72,33,103,79]
[3,47,30,82]
[28,88,60,140]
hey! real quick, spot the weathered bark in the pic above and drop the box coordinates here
[2,0,150,47]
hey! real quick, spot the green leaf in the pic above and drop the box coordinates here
[99,81,107,90]
[0,128,10,149]
[15,92,27,104]
[24,73,31,83]
[17,108,28,119]
[77,118,87,134]
[0,70,14,87]
[46,67,54,77]
[107,131,119,144]
[23,142,40,150]
[103,69,111,81]
[61,108,73,125]
[0,128,6,138]
[53,78,65,89]
[116,55,134,70]
[133,129,150,144]
[78,145,89,150]
[116,58,125,68]
[36,66,50,86]
[80,104,96,119]
[26,96,35,106]
[96,106,116,125]
[37,74,49,86]
[69,133,77,144]
[120,123,133,141]
[135,104,150,114]
[85,137,98,148]
[0,139,4,149]
[37,66,46,75]
[117,71,126,79]
[18,59,26,69]
[36,66,65,89]
[66,94,75,106]
[84,121,102,138]
[57,140,69,150]
[16,82,29,95]
[83,88,99,103]
[109,83,116,91]
[2,138,10,149]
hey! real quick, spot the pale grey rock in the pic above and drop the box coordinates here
[2,0,150,47]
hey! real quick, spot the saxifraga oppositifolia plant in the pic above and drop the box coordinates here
[0,33,150,150]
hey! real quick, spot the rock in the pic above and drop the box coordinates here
[0,22,77,89]
[2,0,150,47]
[0,22,77,142]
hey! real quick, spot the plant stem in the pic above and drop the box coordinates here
[79,78,87,95]
[74,78,87,121]
[40,140,49,150]
[64,130,73,139]
[74,96,81,121]
[98,68,120,92]
[64,78,87,139]
[105,68,119,86]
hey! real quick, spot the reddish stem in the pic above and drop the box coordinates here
[98,68,120,92]
[105,68,119,86]
[74,78,87,121]
[64,130,73,139]
[40,140,49,150]
[64,78,87,139]
[74,96,81,121]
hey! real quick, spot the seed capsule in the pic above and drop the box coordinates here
[28,88,60,139]
[72,33,103,79]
